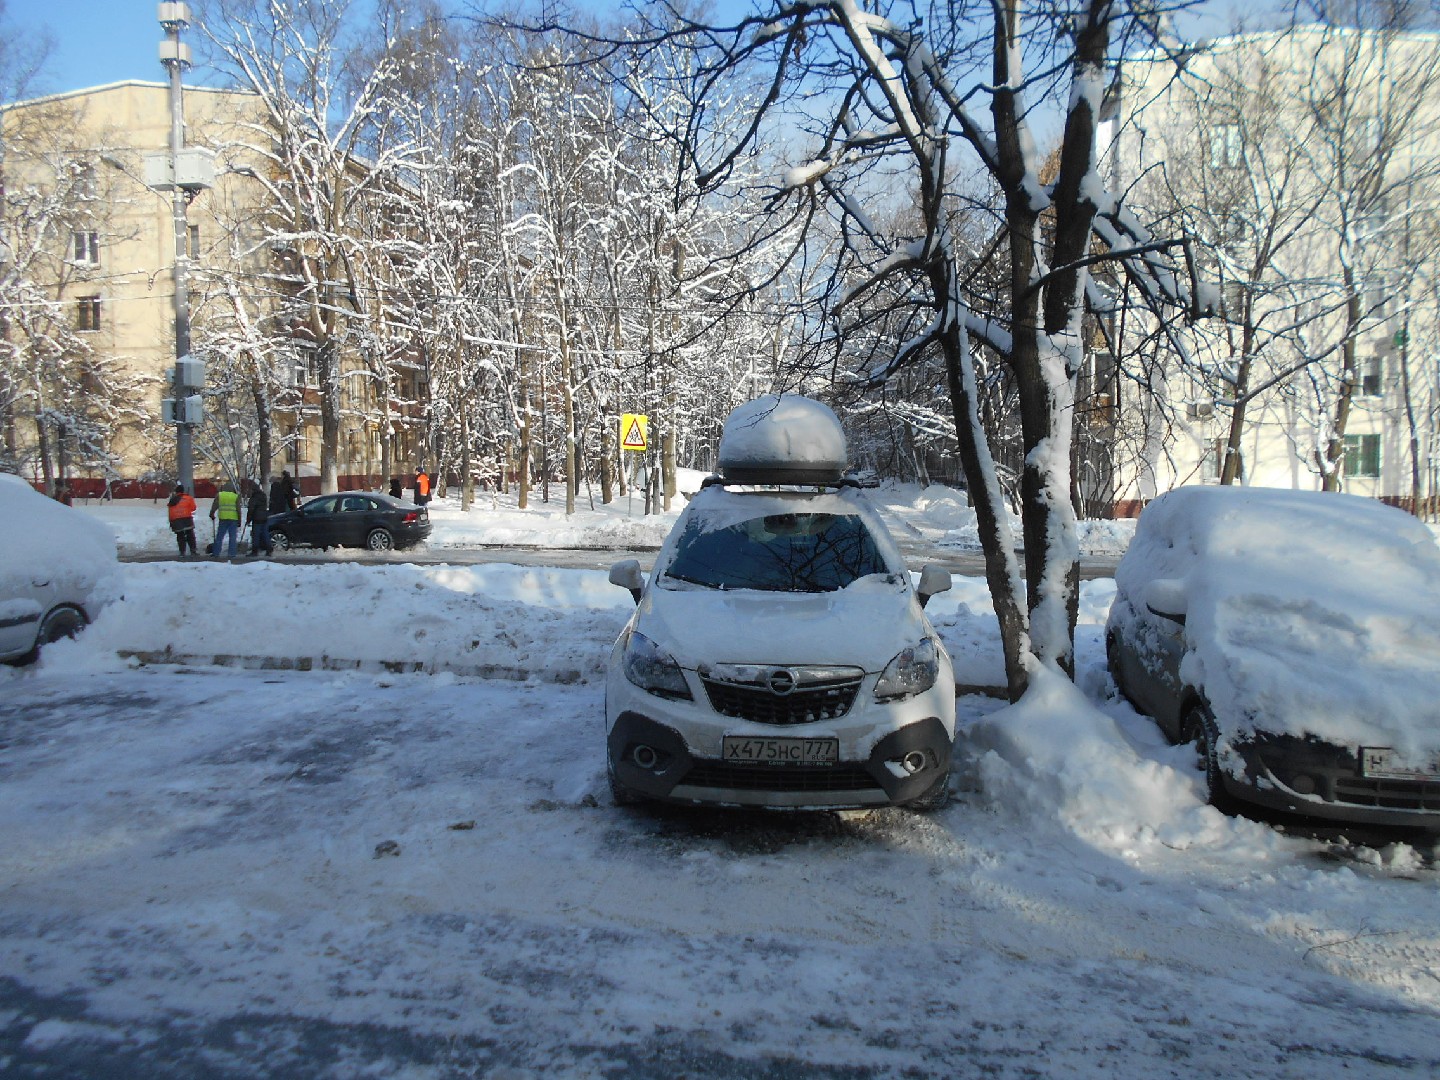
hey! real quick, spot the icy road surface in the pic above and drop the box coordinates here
[0,560,1437,1078]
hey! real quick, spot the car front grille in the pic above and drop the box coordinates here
[1332,775,1440,812]
[701,675,863,725]
[681,761,881,792]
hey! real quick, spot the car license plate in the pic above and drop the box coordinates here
[722,737,838,766]
[1361,747,1440,781]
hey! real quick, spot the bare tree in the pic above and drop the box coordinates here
[202,0,423,494]
[542,1,1205,696]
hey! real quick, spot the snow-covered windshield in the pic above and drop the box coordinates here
[663,512,891,592]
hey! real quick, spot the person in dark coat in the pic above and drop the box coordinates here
[246,480,273,556]
[270,469,299,515]
[388,476,403,500]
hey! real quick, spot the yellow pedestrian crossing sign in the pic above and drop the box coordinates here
[620,413,649,452]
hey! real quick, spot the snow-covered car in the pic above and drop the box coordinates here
[1106,486,1440,831]
[0,474,123,665]
[605,395,956,810]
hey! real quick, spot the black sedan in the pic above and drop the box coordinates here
[266,491,431,552]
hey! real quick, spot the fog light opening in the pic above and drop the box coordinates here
[631,744,660,770]
[1288,773,1317,795]
[902,751,928,775]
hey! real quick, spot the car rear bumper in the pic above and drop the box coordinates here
[608,709,952,810]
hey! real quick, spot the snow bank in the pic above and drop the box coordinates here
[69,561,635,682]
[962,666,1279,857]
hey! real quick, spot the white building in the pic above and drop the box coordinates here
[1103,25,1440,514]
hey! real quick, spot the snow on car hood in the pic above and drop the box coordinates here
[1121,487,1440,759]
[0,474,123,608]
[635,574,930,672]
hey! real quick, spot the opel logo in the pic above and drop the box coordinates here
[766,669,797,695]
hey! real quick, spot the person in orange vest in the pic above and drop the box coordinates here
[413,467,431,506]
[166,484,198,558]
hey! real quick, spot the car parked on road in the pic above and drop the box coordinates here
[266,491,431,552]
[1106,485,1440,832]
[0,473,122,664]
[605,395,956,811]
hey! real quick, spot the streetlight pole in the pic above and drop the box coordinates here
[159,2,196,491]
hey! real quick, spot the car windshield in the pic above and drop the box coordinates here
[663,512,891,592]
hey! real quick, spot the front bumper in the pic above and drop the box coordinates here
[1222,734,1440,833]
[608,710,952,809]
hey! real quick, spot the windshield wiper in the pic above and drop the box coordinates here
[663,571,723,589]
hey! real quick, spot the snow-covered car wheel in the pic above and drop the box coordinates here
[1105,632,1134,706]
[9,605,90,666]
[365,528,394,551]
[39,605,87,645]
[1181,705,1231,811]
[270,529,292,551]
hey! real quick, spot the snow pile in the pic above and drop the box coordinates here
[1076,516,1136,555]
[71,560,634,681]
[0,474,124,621]
[913,484,976,532]
[71,487,687,557]
[1115,486,1440,759]
[962,666,1272,855]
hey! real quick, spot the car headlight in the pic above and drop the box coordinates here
[622,631,692,699]
[874,638,940,701]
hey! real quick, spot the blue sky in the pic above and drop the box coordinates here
[8,1,185,94]
[9,0,1243,99]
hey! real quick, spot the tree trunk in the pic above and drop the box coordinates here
[252,375,272,487]
[517,371,532,510]
[460,404,473,511]
[1320,287,1362,491]
[939,322,1030,699]
[1220,317,1257,485]
[319,338,341,494]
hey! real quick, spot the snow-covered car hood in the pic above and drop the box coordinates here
[635,574,932,672]
[1115,487,1440,759]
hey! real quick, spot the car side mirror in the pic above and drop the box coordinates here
[916,563,952,609]
[1143,578,1188,624]
[609,559,645,605]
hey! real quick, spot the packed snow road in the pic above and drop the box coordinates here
[1,560,1438,1078]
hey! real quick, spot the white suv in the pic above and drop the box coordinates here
[604,396,955,810]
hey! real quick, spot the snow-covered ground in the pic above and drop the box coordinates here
[1,485,1436,1077]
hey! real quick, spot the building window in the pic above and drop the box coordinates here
[1202,441,1221,481]
[72,230,99,265]
[288,425,306,465]
[76,295,101,332]
[72,162,97,199]
[1208,123,1243,169]
[1359,355,1383,397]
[1344,434,1380,478]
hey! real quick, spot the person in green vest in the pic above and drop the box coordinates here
[209,482,242,559]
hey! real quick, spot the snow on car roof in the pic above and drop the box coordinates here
[1120,485,1440,757]
[717,395,847,483]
